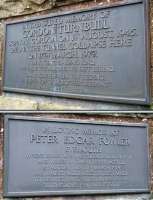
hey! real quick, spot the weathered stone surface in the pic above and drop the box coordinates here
[0,0,54,19]
[0,95,37,110]
[2,93,150,110]
[29,0,47,5]
[0,0,91,19]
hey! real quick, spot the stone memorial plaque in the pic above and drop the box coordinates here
[3,0,150,105]
[4,115,150,197]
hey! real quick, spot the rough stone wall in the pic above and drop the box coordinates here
[0,113,152,200]
[0,0,152,110]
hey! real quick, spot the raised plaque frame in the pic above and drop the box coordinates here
[3,115,150,197]
[2,0,151,105]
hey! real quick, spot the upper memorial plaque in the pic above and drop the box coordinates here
[4,116,150,197]
[3,0,150,104]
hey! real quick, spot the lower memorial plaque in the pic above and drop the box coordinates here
[3,0,151,105]
[4,115,150,197]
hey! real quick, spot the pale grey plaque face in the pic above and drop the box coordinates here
[4,116,150,197]
[3,0,150,105]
